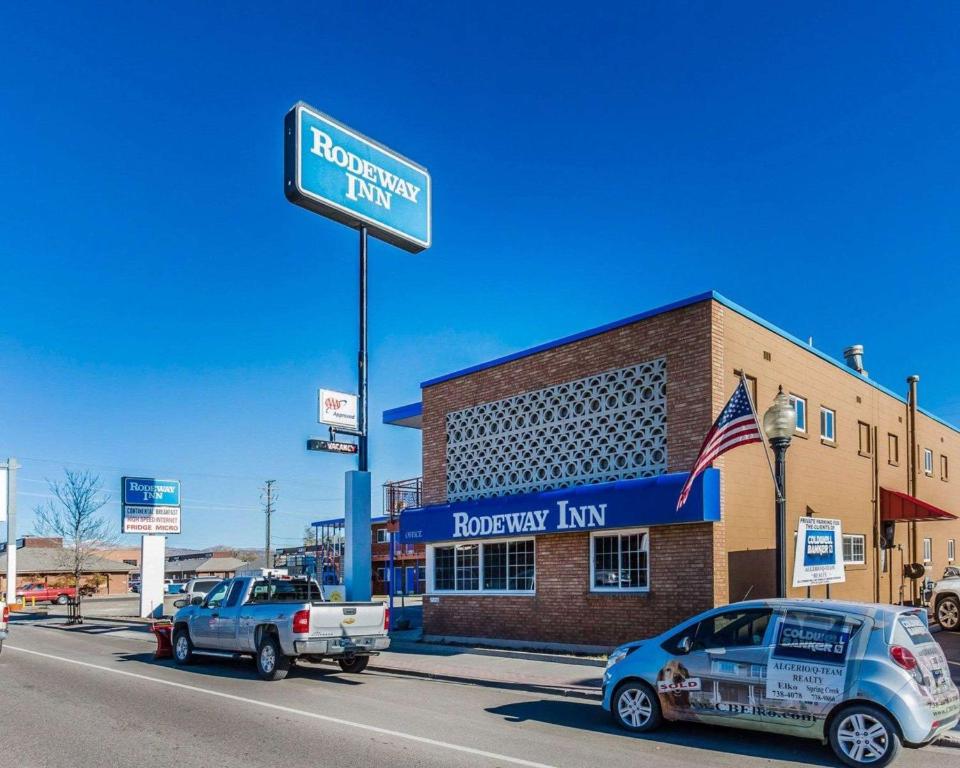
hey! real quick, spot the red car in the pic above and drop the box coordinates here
[17,582,77,605]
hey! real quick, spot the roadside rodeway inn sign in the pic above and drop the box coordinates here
[284,102,431,253]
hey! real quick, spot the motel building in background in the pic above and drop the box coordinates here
[383,291,960,651]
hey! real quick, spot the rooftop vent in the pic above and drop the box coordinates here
[843,344,867,377]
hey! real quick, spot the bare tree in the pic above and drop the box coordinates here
[35,470,116,619]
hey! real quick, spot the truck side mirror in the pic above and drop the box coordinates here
[173,599,187,609]
[191,596,204,606]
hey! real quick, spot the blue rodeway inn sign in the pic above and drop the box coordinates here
[284,102,431,253]
[399,470,720,544]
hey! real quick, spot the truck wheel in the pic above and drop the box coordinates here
[612,680,662,733]
[56,595,69,605]
[936,596,960,631]
[256,634,290,681]
[828,704,902,768]
[173,628,194,665]
[338,655,369,674]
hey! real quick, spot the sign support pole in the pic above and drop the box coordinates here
[358,225,368,471]
[3,458,19,607]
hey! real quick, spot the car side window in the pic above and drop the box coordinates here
[692,609,772,651]
[225,581,246,608]
[204,581,230,608]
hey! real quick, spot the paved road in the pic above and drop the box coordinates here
[1,619,958,768]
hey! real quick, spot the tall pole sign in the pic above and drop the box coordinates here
[285,102,431,601]
[122,476,181,619]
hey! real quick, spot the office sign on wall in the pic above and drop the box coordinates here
[792,517,845,588]
[121,477,181,535]
[284,102,431,253]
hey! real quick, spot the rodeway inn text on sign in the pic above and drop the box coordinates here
[285,102,431,253]
[453,501,606,538]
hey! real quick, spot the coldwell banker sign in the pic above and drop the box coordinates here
[792,517,845,588]
[284,102,431,253]
[121,477,181,535]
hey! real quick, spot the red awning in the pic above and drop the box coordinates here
[880,488,958,522]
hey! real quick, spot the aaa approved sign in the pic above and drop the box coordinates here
[792,517,845,588]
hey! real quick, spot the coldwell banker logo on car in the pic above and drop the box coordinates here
[285,102,431,253]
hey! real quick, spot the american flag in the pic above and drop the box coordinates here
[676,379,763,510]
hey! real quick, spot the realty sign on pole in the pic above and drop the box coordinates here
[121,477,181,535]
[284,102,431,253]
[792,517,845,588]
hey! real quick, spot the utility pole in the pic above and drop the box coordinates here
[262,480,276,568]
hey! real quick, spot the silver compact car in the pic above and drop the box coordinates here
[602,599,959,767]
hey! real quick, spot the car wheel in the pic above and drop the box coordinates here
[56,595,69,605]
[829,704,902,768]
[256,634,290,681]
[936,596,960,631]
[612,680,663,733]
[173,628,194,665]
[338,655,369,674]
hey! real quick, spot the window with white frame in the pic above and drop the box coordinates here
[948,539,956,562]
[842,534,866,565]
[924,449,934,475]
[590,529,649,591]
[820,407,836,443]
[376,528,391,544]
[789,395,807,433]
[430,539,535,593]
[923,537,932,563]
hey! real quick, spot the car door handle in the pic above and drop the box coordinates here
[210,612,219,618]
[705,647,726,655]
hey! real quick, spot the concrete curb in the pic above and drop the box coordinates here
[365,659,602,700]
[933,730,960,749]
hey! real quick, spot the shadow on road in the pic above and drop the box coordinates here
[485,699,837,767]
[113,652,364,686]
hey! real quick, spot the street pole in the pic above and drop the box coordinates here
[770,437,790,599]
[3,458,18,606]
[263,480,275,568]
[358,225,369,472]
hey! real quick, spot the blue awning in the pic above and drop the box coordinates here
[399,469,719,544]
[383,401,423,429]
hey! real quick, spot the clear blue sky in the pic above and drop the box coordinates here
[2,3,959,549]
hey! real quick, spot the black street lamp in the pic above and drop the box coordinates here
[763,386,797,599]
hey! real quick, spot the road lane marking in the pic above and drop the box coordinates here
[6,646,559,768]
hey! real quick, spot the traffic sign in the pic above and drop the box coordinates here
[307,439,359,455]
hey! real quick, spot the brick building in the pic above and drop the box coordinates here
[383,291,959,650]
[0,537,135,595]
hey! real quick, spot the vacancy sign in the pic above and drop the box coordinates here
[121,477,181,535]
[284,102,431,253]
[792,517,845,588]
[318,389,359,430]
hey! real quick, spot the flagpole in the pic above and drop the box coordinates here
[740,372,783,502]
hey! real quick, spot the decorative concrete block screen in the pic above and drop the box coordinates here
[445,358,667,501]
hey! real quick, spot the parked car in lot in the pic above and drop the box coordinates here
[0,599,8,654]
[182,578,221,603]
[171,572,390,681]
[603,599,959,768]
[928,572,960,631]
[16,582,77,605]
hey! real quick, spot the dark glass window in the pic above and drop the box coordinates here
[434,546,455,590]
[455,544,479,590]
[508,540,535,591]
[592,531,648,590]
[483,542,507,590]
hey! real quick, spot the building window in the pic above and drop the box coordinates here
[376,528,391,544]
[842,534,866,565]
[590,529,649,592]
[789,395,807,433]
[948,539,956,562]
[858,422,872,457]
[923,449,934,476]
[888,433,899,466]
[374,567,386,582]
[923,538,932,563]
[431,539,534,593]
[941,455,949,481]
[820,407,836,443]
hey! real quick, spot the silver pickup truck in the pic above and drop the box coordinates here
[171,575,389,680]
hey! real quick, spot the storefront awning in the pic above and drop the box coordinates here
[880,487,957,523]
[398,469,720,544]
